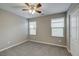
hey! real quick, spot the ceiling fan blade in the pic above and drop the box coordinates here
[22,9,28,11]
[36,3,42,8]
[36,10,41,13]
[25,3,30,6]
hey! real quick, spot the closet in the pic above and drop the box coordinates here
[70,8,79,55]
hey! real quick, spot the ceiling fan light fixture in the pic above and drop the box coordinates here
[29,9,32,13]
[29,9,35,14]
[32,10,35,14]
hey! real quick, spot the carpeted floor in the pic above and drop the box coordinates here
[0,41,71,56]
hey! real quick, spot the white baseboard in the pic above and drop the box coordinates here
[66,47,72,55]
[30,40,67,48]
[0,40,28,52]
[66,47,71,53]
[0,39,69,54]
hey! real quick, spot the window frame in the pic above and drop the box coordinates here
[51,17,65,37]
[29,21,36,35]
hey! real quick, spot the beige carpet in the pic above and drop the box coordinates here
[0,41,71,56]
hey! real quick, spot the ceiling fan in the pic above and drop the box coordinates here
[22,3,42,14]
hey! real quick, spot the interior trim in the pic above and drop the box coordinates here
[0,39,71,54]
[30,40,67,48]
[0,40,28,52]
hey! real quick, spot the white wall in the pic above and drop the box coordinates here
[0,9,28,50]
[29,13,66,46]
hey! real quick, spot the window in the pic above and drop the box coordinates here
[51,17,64,37]
[29,21,36,35]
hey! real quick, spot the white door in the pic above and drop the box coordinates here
[70,8,79,56]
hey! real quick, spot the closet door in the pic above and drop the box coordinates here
[76,12,79,55]
[70,9,79,56]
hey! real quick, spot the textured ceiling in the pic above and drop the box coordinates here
[0,3,71,18]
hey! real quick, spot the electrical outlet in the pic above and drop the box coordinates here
[8,41,12,44]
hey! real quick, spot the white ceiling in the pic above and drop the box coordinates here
[0,3,71,18]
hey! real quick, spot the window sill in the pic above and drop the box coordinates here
[29,35,36,36]
[50,36,64,38]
